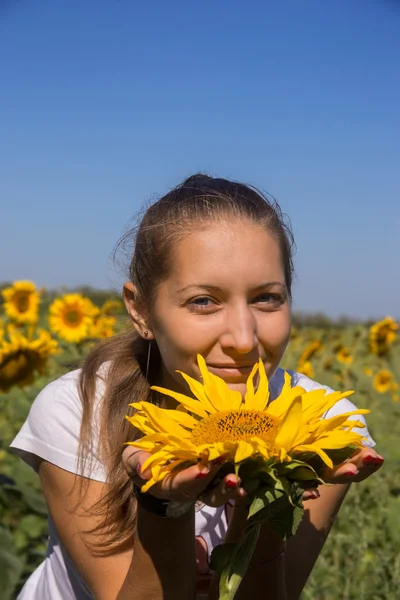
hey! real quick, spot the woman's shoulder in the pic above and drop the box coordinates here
[270,367,332,395]
[9,367,108,480]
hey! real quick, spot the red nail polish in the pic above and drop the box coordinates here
[374,457,384,466]
[363,455,376,465]
[137,464,142,476]
[196,471,209,479]
[225,479,238,489]
[344,471,356,476]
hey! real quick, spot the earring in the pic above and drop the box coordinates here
[143,330,149,337]
[146,340,152,381]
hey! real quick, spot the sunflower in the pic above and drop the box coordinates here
[88,315,117,338]
[369,317,398,357]
[335,346,353,365]
[48,294,99,343]
[299,340,323,362]
[101,299,123,315]
[2,281,40,324]
[363,367,373,377]
[0,328,59,393]
[373,369,393,394]
[127,356,367,492]
[297,360,314,379]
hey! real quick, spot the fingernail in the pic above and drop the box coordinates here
[311,490,320,499]
[226,477,238,489]
[137,464,142,476]
[363,455,376,466]
[344,470,357,476]
[374,457,384,466]
[195,471,209,479]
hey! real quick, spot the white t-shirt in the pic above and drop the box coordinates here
[10,367,375,600]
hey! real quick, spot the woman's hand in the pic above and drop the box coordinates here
[323,446,384,484]
[122,446,247,507]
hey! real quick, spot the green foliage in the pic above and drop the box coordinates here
[0,315,399,598]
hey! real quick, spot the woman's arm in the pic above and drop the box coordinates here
[285,483,349,600]
[285,446,384,600]
[39,460,196,600]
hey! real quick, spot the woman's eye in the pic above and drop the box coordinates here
[253,293,283,306]
[188,297,215,310]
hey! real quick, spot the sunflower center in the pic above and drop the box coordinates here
[15,292,29,313]
[190,410,279,447]
[63,309,82,327]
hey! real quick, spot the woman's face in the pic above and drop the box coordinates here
[144,219,292,399]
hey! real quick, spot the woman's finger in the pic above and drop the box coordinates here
[122,446,151,482]
[302,487,320,501]
[324,448,384,484]
[200,474,247,507]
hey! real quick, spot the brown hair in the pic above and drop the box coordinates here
[78,174,295,552]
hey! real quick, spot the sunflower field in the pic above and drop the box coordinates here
[0,281,399,600]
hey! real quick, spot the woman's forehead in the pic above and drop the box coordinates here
[167,223,285,289]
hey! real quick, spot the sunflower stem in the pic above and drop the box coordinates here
[218,523,261,600]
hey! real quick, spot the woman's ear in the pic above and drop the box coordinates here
[123,282,154,339]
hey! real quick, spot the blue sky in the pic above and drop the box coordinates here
[1,0,399,319]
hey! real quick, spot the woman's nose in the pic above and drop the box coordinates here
[220,305,257,354]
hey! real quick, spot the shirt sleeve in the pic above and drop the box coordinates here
[9,370,107,482]
[288,370,376,447]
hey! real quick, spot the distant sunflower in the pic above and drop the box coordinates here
[299,340,323,363]
[297,360,314,379]
[369,317,398,357]
[373,369,393,394]
[89,315,116,338]
[2,281,40,324]
[48,294,99,343]
[363,367,373,377]
[0,329,59,392]
[127,356,367,492]
[101,299,123,316]
[336,346,353,365]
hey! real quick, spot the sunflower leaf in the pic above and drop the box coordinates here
[210,542,238,575]
[247,486,288,522]
[268,501,304,540]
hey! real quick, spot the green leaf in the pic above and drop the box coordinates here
[268,501,304,540]
[248,483,286,519]
[0,527,25,600]
[210,542,238,575]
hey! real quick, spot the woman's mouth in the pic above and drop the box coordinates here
[206,363,255,380]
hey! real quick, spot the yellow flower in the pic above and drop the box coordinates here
[336,347,353,365]
[299,340,323,363]
[363,367,373,377]
[0,328,59,392]
[373,369,393,394]
[2,281,40,324]
[127,356,368,492]
[48,294,99,343]
[88,315,116,338]
[369,317,398,357]
[101,299,123,315]
[297,360,314,379]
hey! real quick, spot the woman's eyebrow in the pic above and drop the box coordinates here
[176,282,286,294]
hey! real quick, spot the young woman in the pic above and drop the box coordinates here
[10,174,382,600]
